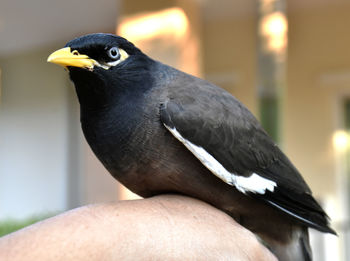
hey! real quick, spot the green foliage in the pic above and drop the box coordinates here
[344,99,350,130]
[260,96,279,143]
[0,214,56,237]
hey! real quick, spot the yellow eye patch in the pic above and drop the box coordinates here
[119,48,129,62]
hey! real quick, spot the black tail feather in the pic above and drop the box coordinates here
[251,186,337,235]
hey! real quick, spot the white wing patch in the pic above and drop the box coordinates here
[164,125,277,195]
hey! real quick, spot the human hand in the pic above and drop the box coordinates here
[0,194,276,261]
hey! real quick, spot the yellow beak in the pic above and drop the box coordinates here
[47,47,97,69]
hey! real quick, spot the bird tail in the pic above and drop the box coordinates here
[299,227,312,261]
[267,227,312,261]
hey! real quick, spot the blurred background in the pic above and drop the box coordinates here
[0,0,349,259]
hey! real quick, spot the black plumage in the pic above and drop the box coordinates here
[48,33,335,261]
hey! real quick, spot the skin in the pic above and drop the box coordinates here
[0,195,276,261]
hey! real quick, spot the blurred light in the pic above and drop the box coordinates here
[119,186,141,200]
[323,197,341,261]
[260,11,287,52]
[333,130,350,152]
[118,7,188,42]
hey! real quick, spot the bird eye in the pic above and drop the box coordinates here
[108,47,120,60]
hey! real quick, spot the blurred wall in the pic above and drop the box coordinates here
[285,2,350,259]
[0,46,119,219]
[0,48,70,218]
[202,0,258,115]
[286,0,350,198]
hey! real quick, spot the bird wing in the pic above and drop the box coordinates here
[159,73,334,234]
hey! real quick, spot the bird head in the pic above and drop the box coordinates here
[48,33,154,109]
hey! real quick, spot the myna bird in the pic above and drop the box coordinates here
[48,33,335,261]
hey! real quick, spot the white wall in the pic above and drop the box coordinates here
[0,46,121,219]
[0,48,71,219]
